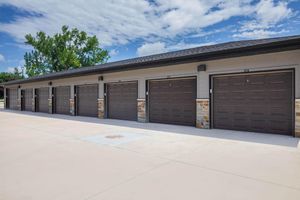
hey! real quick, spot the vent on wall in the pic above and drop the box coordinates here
[98,76,104,81]
[197,64,206,72]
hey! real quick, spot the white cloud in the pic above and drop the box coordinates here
[4,0,167,46]
[233,29,287,39]
[0,54,5,62]
[0,0,295,49]
[137,41,216,57]
[189,25,236,38]
[236,0,293,38]
[168,41,216,50]
[154,0,254,35]
[6,66,23,73]
[256,0,292,26]
[109,49,119,56]
[4,42,33,50]
[137,42,167,56]
[6,67,16,73]
[6,64,26,77]
[0,0,158,46]
[6,59,25,73]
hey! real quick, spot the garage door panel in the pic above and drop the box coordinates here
[251,119,266,127]
[149,77,196,126]
[213,71,293,135]
[269,120,291,132]
[107,81,137,121]
[215,77,229,88]
[8,88,18,110]
[214,93,229,100]
[231,92,247,101]
[231,76,245,86]
[37,88,49,113]
[215,118,231,129]
[214,106,230,113]
[248,74,264,84]
[269,92,291,102]
[267,73,289,83]
[232,109,249,116]
[24,89,33,111]
[270,105,291,114]
[233,119,248,129]
[77,84,98,117]
[55,86,70,115]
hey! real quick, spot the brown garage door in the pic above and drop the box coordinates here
[54,86,70,115]
[107,81,138,121]
[149,77,196,126]
[8,88,18,110]
[36,88,49,113]
[212,71,293,135]
[76,84,98,117]
[23,89,33,111]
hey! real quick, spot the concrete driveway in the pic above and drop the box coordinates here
[1,109,300,200]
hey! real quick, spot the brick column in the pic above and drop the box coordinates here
[196,99,209,128]
[98,98,105,119]
[137,99,146,122]
[295,99,300,137]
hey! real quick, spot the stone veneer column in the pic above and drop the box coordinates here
[70,85,75,115]
[17,88,21,111]
[48,98,53,113]
[3,88,6,109]
[98,98,105,119]
[295,99,300,137]
[69,98,75,116]
[196,99,209,128]
[48,87,53,114]
[32,88,35,112]
[137,99,146,122]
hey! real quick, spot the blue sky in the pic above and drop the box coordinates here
[0,0,299,73]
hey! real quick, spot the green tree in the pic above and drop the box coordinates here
[0,68,24,83]
[0,68,23,99]
[24,25,109,77]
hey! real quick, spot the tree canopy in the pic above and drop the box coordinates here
[0,68,23,83]
[24,25,109,77]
